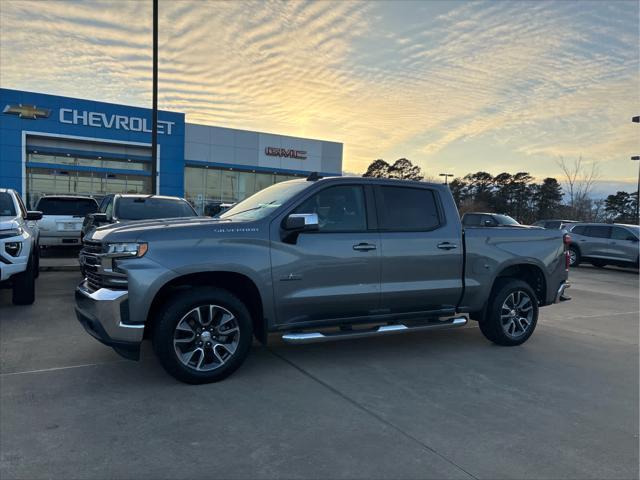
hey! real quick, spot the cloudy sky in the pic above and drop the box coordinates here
[1,0,638,195]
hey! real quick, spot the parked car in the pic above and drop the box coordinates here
[566,223,639,268]
[532,219,578,230]
[0,188,42,305]
[204,202,234,217]
[462,212,522,227]
[76,176,570,384]
[35,195,98,247]
[81,194,198,239]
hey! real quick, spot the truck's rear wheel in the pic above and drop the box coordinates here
[479,279,538,346]
[12,254,36,305]
[568,246,580,267]
[152,287,253,384]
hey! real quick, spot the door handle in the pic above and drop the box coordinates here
[353,243,376,252]
[437,242,458,250]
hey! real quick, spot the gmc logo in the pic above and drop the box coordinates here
[265,147,307,159]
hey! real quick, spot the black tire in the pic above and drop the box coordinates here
[12,254,36,305]
[478,278,539,346]
[152,287,253,384]
[568,245,580,267]
[590,260,607,268]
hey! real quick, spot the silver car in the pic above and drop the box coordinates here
[567,223,639,268]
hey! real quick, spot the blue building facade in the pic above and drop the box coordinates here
[1,89,342,211]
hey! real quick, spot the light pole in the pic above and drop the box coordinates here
[633,116,639,222]
[439,173,453,185]
[632,155,639,223]
[150,0,158,194]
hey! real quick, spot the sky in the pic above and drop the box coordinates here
[1,0,638,197]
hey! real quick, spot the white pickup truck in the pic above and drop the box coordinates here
[0,188,42,304]
[35,195,98,247]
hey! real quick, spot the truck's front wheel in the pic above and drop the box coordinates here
[152,287,253,384]
[479,279,538,346]
[12,254,36,305]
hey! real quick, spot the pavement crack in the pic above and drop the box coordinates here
[267,347,478,480]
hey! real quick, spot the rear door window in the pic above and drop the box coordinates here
[36,197,98,216]
[377,186,440,231]
[584,226,611,238]
[611,227,637,241]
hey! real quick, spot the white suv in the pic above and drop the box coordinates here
[0,189,42,304]
[35,195,98,247]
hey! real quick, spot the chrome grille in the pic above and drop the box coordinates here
[80,240,127,293]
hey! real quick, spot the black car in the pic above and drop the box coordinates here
[81,194,198,239]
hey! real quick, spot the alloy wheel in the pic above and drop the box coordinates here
[173,304,240,371]
[500,290,534,339]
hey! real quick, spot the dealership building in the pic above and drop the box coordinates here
[0,88,343,212]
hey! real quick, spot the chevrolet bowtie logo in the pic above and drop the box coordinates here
[2,104,51,119]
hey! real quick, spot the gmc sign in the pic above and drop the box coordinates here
[265,147,307,159]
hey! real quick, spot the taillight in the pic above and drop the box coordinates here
[563,234,571,270]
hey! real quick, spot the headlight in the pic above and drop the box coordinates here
[5,241,22,257]
[105,242,148,257]
[0,227,23,239]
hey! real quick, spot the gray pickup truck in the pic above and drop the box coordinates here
[76,176,570,383]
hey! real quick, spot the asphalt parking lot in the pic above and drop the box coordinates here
[1,266,638,479]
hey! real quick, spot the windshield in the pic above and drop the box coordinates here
[116,197,197,220]
[0,193,17,217]
[37,197,98,216]
[220,180,309,221]
[495,214,520,225]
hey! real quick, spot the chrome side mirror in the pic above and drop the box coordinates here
[284,213,319,231]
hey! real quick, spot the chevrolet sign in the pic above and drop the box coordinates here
[265,147,307,159]
[59,108,175,135]
[3,104,51,119]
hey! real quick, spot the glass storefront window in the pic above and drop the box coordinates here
[25,151,152,204]
[183,166,305,215]
[255,173,274,192]
[27,152,150,171]
[275,174,295,183]
[221,171,239,203]
[206,169,222,203]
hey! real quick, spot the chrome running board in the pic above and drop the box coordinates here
[281,317,468,344]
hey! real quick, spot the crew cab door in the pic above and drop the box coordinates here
[609,226,639,262]
[270,184,380,326]
[374,185,463,314]
[580,225,612,258]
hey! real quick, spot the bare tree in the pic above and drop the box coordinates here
[556,156,600,220]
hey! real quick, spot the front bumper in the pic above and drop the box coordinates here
[0,235,29,282]
[75,281,144,360]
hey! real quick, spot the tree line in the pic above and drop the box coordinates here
[363,158,639,225]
